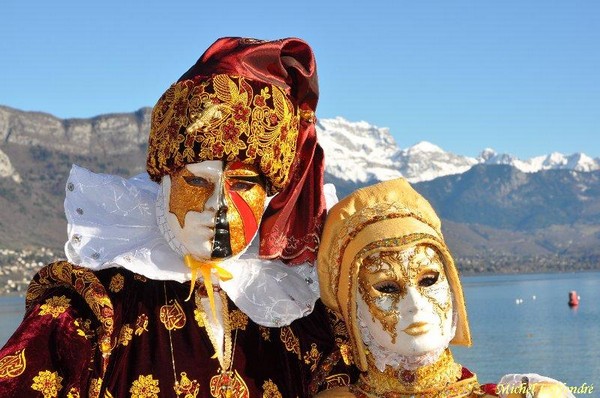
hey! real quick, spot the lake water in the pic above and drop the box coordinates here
[1,272,598,392]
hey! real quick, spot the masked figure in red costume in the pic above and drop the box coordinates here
[0,37,354,398]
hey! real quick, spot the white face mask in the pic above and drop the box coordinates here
[159,160,267,260]
[357,245,454,366]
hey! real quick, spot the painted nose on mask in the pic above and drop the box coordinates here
[211,203,232,258]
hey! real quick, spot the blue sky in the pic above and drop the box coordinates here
[2,1,599,159]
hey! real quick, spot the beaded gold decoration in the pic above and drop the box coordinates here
[353,350,467,397]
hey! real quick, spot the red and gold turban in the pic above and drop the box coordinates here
[147,37,325,265]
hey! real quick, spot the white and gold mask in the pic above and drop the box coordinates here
[159,160,267,261]
[317,178,471,372]
[357,244,455,370]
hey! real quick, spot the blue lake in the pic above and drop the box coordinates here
[1,271,598,391]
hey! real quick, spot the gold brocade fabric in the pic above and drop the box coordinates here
[147,74,300,194]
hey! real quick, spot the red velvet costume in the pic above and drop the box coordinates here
[0,263,354,397]
[0,38,356,398]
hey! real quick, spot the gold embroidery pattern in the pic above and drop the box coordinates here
[130,374,160,398]
[74,318,93,339]
[174,372,200,398]
[88,377,102,398]
[108,273,125,293]
[0,348,26,378]
[327,308,353,366]
[279,327,301,359]
[229,310,249,330]
[135,314,149,336]
[258,326,271,341]
[118,324,133,346]
[26,262,115,364]
[147,74,300,194]
[134,274,147,282]
[160,300,187,330]
[209,370,249,398]
[325,374,351,390]
[325,373,350,390]
[67,387,80,397]
[39,295,71,318]
[303,343,322,372]
[262,379,282,398]
[31,370,63,398]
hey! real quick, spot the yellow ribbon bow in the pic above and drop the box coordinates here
[184,254,233,322]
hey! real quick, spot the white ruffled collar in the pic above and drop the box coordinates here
[64,164,336,327]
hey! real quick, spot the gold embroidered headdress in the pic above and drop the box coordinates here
[147,37,326,265]
[317,178,472,371]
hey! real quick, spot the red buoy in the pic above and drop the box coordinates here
[568,291,579,307]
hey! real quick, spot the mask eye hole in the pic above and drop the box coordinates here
[230,180,256,192]
[418,271,439,287]
[184,176,212,188]
[373,281,402,294]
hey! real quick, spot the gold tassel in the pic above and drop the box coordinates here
[184,254,233,322]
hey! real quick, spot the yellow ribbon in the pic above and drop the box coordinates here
[184,254,233,322]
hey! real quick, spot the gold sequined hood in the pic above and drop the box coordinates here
[317,178,471,371]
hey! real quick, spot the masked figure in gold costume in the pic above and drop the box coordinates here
[315,178,572,398]
[0,37,352,398]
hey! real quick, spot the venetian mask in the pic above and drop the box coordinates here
[357,244,454,359]
[160,160,267,260]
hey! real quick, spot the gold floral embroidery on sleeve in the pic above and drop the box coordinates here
[262,379,283,398]
[303,343,322,372]
[130,374,160,398]
[280,327,301,359]
[135,314,149,336]
[0,348,26,378]
[229,310,249,330]
[108,273,125,293]
[160,300,187,330]
[118,324,133,346]
[26,262,115,368]
[39,295,71,318]
[31,370,63,398]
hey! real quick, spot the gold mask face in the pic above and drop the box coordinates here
[357,244,453,356]
[165,160,267,260]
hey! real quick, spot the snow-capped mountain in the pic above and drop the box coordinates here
[481,149,600,173]
[316,117,600,183]
[316,117,402,183]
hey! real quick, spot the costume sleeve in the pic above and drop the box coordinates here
[0,287,97,398]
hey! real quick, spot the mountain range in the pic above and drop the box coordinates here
[1,105,599,274]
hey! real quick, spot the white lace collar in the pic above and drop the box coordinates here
[64,165,336,327]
